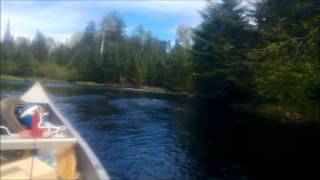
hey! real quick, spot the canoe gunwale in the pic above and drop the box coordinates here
[48,100,109,180]
[1,135,77,150]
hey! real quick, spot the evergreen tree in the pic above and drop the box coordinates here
[32,31,48,61]
[2,20,15,60]
[15,37,33,76]
[73,21,101,81]
[251,0,320,105]
[100,11,126,83]
[192,0,256,101]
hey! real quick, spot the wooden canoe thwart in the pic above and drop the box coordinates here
[0,82,110,180]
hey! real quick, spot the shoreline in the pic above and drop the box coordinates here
[2,74,318,123]
[0,74,185,95]
[232,102,320,124]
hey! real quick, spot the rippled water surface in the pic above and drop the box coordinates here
[1,80,319,179]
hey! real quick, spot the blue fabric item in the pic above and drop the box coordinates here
[21,115,33,129]
[16,103,49,129]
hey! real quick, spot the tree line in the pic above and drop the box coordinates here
[1,0,319,109]
[1,11,192,91]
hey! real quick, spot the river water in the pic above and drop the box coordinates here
[1,80,319,179]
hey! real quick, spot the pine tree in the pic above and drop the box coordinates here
[32,30,48,61]
[251,0,320,104]
[192,0,256,101]
[73,21,101,81]
[2,20,15,60]
[100,11,126,83]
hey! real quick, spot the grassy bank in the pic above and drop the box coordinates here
[0,74,168,92]
[75,81,104,86]
[0,74,66,83]
[232,102,320,124]
[103,83,167,92]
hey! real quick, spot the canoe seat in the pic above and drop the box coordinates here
[0,136,77,150]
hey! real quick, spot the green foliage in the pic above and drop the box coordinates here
[2,21,15,60]
[1,12,188,90]
[192,0,256,101]
[168,44,193,91]
[32,31,48,61]
[250,0,320,105]
[1,59,18,75]
[34,61,78,81]
[191,0,319,118]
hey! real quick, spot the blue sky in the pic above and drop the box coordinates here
[1,1,207,43]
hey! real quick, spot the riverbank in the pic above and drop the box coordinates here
[2,74,318,123]
[232,102,320,124]
[82,81,178,94]
[0,74,66,83]
[0,74,172,94]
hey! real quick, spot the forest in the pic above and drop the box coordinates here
[1,0,319,120]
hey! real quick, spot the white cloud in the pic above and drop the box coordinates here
[167,26,178,34]
[96,1,206,14]
[1,1,92,42]
[92,1,206,25]
[1,1,207,42]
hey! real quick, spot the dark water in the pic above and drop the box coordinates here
[1,80,320,180]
